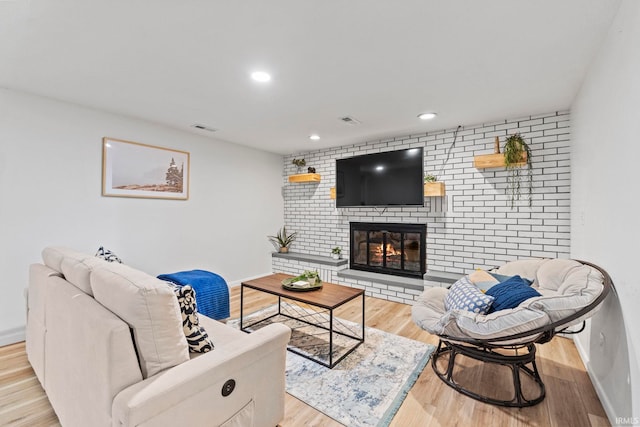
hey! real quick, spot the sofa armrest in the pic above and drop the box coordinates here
[112,323,291,427]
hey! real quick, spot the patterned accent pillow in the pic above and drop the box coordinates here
[167,283,214,353]
[95,246,122,263]
[468,270,500,292]
[444,276,495,314]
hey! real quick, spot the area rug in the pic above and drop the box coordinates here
[228,304,435,427]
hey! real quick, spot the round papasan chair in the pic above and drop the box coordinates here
[412,258,612,407]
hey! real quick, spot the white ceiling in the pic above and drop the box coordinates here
[0,1,621,155]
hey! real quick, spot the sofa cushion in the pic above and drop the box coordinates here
[486,275,542,313]
[60,256,110,296]
[42,246,92,273]
[445,276,494,314]
[91,263,189,378]
[169,284,214,353]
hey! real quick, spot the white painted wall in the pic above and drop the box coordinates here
[0,88,284,344]
[571,0,639,423]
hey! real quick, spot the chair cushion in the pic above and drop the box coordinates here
[536,258,582,292]
[445,306,550,341]
[91,263,189,378]
[493,258,549,285]
[412,258,607,344]
[444,277,494,314]
[486,275,542,313]
[526,265,604,324]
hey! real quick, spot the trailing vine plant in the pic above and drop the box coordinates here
[503,133,532,209]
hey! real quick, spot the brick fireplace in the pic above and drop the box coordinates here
[350,222,426,279]
[278,111,570,303]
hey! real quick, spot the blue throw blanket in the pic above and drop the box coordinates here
[158,270,230,320]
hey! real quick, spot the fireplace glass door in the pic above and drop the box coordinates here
[350,222,426,278]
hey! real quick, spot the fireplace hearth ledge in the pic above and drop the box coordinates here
[337,269,462,291]
[424,270,463,284]
[271,251,348,267]
[337,269,461,291]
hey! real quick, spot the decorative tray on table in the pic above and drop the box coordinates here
[281,277,323,292]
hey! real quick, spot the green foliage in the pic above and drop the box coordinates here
[292,158,306,167]
[331,246,342,254]
[424,174,437,183]
[503,133,533,209]
[267,226,298,250]
[291,270,321,284]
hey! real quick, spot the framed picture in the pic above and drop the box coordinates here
[102,137,190,200]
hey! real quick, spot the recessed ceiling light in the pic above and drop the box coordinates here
[376,165,385,171]
[309,134,320,141]
[251,71,271,82]
[418,112,437,120]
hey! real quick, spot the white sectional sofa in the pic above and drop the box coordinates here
[26,247,291,427]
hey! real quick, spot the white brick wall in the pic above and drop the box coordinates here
[278,111,571,299]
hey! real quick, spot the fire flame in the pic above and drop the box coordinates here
[375,243,400,256]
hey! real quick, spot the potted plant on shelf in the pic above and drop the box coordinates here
[331,246,342,260]
[424,173,437,183]
[503,133,533,208]
[424,173,446,197]
[292,158,306,174]
[267,226,298,253]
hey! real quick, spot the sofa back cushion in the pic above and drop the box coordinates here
[91,263,189,378]
[42,246,88,272]
[42,247,97,295]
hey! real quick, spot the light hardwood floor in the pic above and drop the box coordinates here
[0,286,610,427]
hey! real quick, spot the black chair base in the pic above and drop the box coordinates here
[432,339,546,407]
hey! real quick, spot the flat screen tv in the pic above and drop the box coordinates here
[336,147,424,207]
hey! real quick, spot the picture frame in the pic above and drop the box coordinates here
[102,137,190,200]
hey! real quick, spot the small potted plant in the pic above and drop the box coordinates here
[303,270,321,285]
[292,158,306,174]
[424,174,437,183]
[503,133,533,208]
[331,246,342,260]
[424,173,445,197]
[267,226,298,253]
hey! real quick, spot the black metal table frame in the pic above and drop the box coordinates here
[240,284,365,368]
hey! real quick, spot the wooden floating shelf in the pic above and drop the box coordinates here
[288,173,321,183]
[424,182,446,197]
[473,153,527,169]
[330,187,336,199]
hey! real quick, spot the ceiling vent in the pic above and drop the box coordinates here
[191,124,217,132]
[339,116,362,125]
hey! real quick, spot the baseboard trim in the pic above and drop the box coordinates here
[227,272,274,288]
[0,326,25,346]
[573,336,616,426]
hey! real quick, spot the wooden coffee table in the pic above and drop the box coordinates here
[240,273,365,368]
